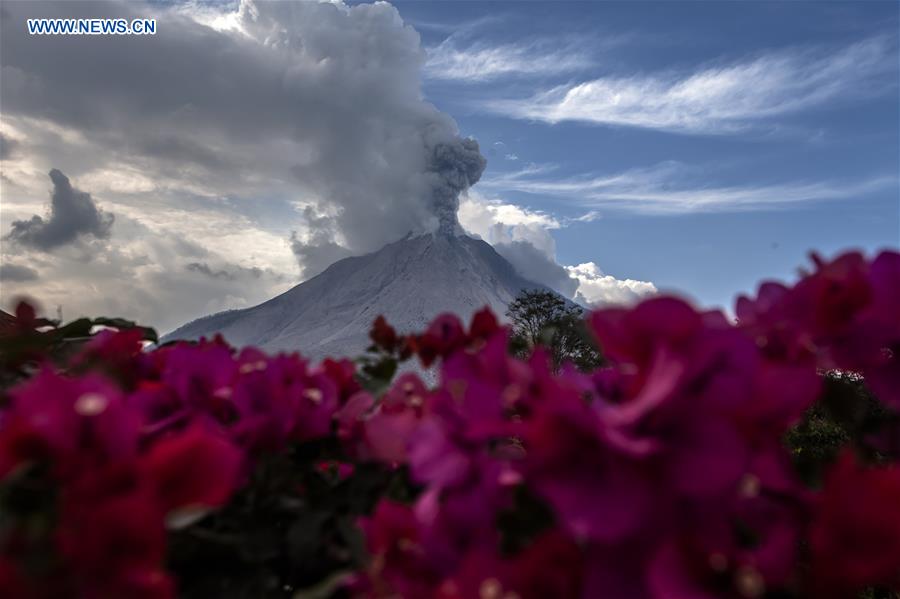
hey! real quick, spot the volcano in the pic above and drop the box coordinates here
[163,233,549,359]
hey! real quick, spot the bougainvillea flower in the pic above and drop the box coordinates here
[159,342,239,426]
[438,529,583,599]
[361,372,432,463]
[359,500,443,598]
[56,462,171,598]
[364,409,421,464]
[413,313,467,367]
[1,370,140,479]
[810,452,900,595]
[320,357,362,402]
[141,425,243,520]
[370,315,400,352]
[75,327,146,373]
[522,395,653,542]
[230,349,337,449]
[860,251,900,408]
[0,559,28,598]
[590,298,756,498]
[2,250,899,599]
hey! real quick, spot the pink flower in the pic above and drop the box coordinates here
[410,308,506,368]
[320,357,362,402]
[0,559,29,598]
[73,328,149,385]
[159,342,238,426]
[860,251,900,408]
[231,350,338,449]
[57,461,173,598]
[413,313,468,367]
[522,393,653,542]
[141,425,243,519]
[810,452,900,595]
[590,297,756,498]
[0,370,140,479]
[439,529,583,599]
[359,500,443,598]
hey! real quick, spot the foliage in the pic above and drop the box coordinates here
[0,249,898,598]
[506,289,603,371]
[787,371,899,486]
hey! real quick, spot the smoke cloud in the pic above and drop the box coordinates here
[494,240,579,298]
[7,169,114,251]
[426,138,487,235]
[1,0,485,265]
[0,132,15,160]
[0,263,38,282]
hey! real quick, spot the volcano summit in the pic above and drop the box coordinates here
[164,233,550,359]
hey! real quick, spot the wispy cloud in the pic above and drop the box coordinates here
[425,37,594,82]
[480,162,897,215]
[483,36,896,134]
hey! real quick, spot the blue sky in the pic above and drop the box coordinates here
[400,0,900,309]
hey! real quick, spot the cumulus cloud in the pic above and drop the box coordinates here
[6,169,114,251]
[567,262,657,306]
[0,263,38,282]
[0,0,655,329]
[0,0,492,329]
[484,36,896,134]
[1,0,484,257]
[459,192,653,304]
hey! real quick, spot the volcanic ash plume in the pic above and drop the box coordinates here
[427,138,487,237]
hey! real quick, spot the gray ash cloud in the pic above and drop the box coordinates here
[7,169,113,251]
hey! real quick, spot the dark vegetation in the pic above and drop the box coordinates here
[506,289,603,372]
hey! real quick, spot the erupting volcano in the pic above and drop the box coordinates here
[163,231,549,359]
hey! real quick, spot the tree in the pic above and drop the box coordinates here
[506,289,603,372]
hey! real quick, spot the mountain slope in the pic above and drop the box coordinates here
[163,234,549,359]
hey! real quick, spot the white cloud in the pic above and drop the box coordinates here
[0,0,487,331]
[481,161,897,215]
[426,37,592,82]
[459,192,560,235]
[484,36,896,134]
[567,262,657,306]
[458,191,653,304]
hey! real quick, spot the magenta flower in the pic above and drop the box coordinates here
[439,529,583,599]
[589,297,756,498]
[359,500,443,598]
[56,462,173,598]
[810,452,900,595]
[522,393,653,542]
[1,369,140,479]
[141,425,243,521]
[230,349,338,450]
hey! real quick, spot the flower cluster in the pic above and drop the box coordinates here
[0,331,359,597]
[351,250,900,598]
[0,249,898,598]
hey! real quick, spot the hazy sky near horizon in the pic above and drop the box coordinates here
[1,0,898,332]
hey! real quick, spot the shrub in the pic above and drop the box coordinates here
[0,249,898,598]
